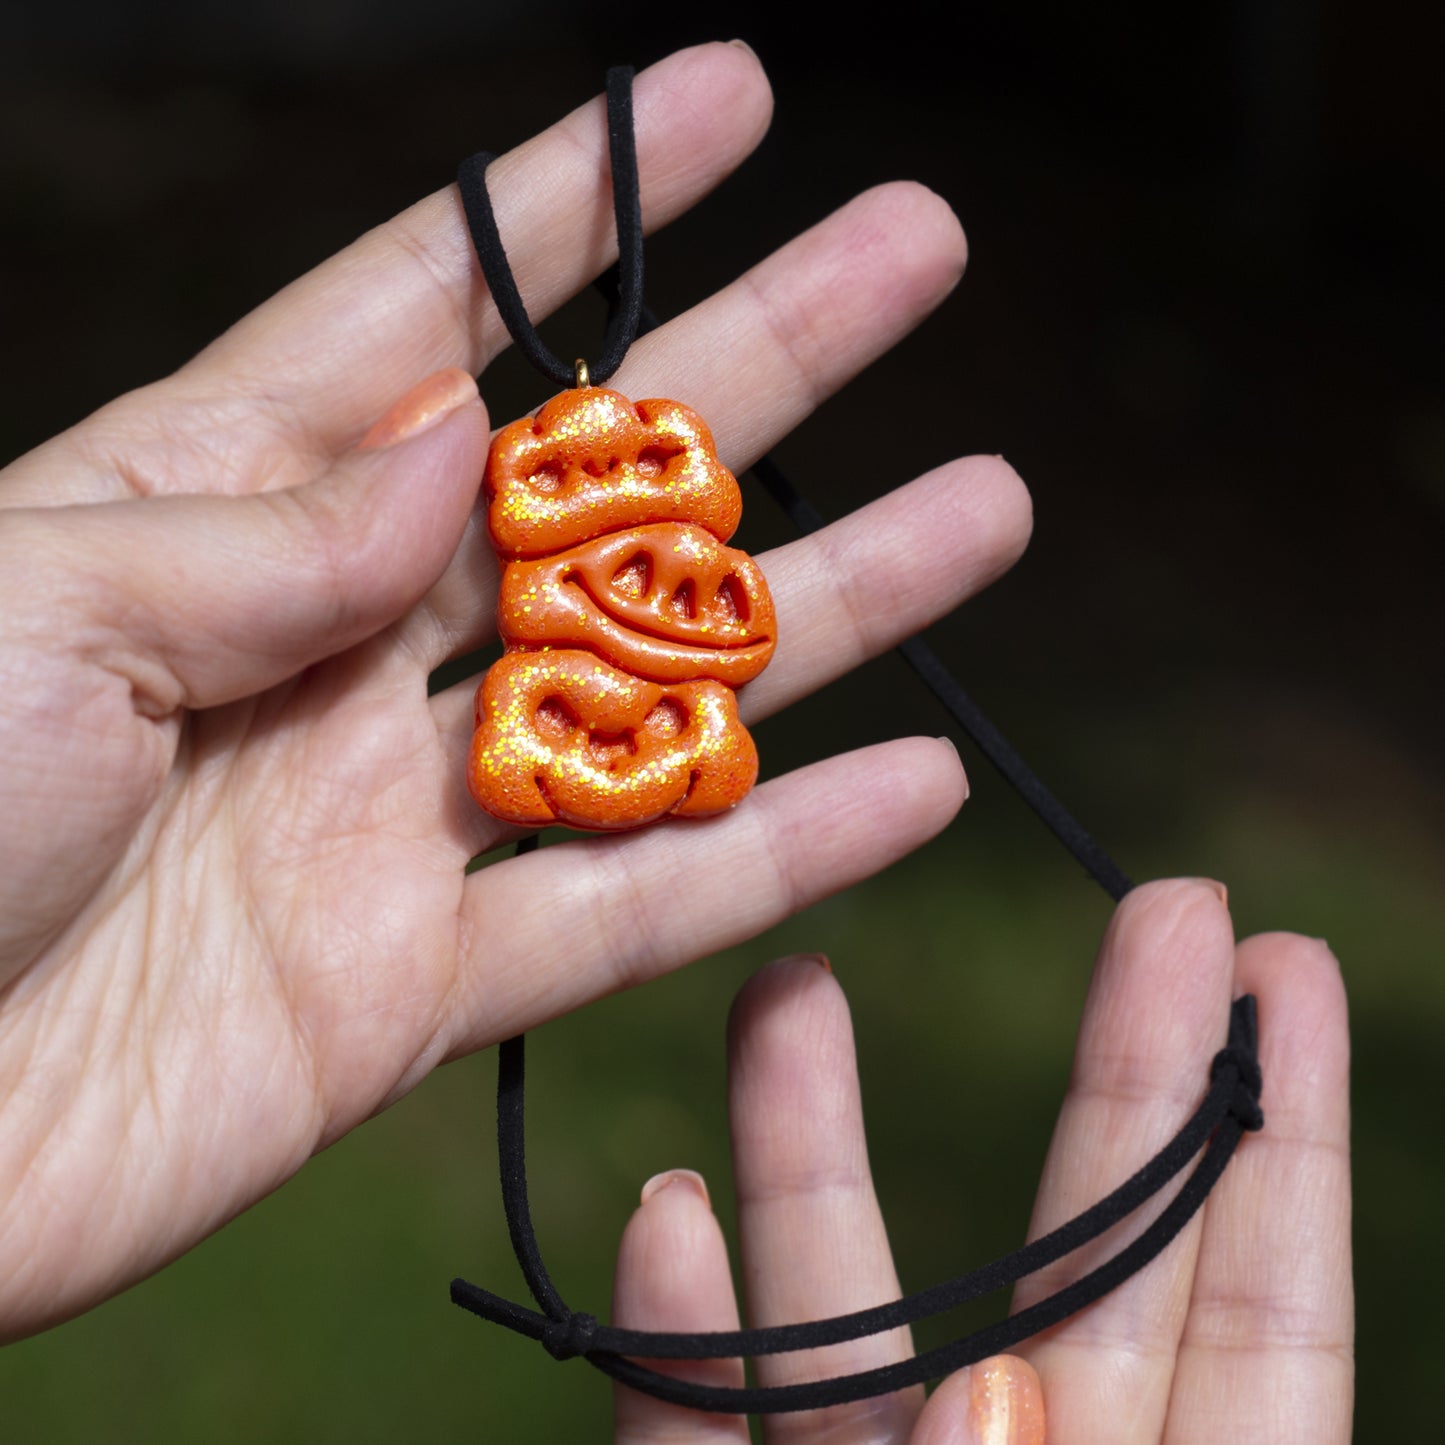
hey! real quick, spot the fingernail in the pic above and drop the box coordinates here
[357,367,477,451]
[967,1355,1045,1445]
[776,951,832,975]
[937,735,969,798]
[1186,877,1229,907]
[728,37,759,60]
[641,1169,710,1209]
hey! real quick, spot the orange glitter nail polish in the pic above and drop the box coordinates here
[357,367,477,451]
[968,1355,1045,1445]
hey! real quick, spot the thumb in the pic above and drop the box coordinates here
[912,1357,1046,1445]
[14,367,487,715]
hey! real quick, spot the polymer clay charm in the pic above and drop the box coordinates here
[497,522,776,686]
[486,388,742,558]
[468,386,774,831]
[469,650,759,829]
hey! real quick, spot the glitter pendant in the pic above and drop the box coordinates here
[468,385,776,830]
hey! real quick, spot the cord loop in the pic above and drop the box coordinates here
[542,1311,599,1362]
[456,66,643,388]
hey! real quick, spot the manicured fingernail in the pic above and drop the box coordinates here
[641,1169,710,1208]
[357,367,477,451]
[967,1355,1045,1445]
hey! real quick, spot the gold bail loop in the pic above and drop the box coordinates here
[574,358,590,388]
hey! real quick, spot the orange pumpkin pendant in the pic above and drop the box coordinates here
[469,386,775,830]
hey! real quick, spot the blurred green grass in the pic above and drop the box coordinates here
[2,734,1436,1440]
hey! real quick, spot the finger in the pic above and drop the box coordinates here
[728,956,923,1443]
[911,1357,1047,1445]
[405,177,974,667]
[1012,879,1236,1445]
[2,43,772,510]
[447,736,967,1050]
[612,1170,750,1445]
[1163,935,1353,1444]
[429,454,1028,861]
[5,370,486,716]
[737,453,1027,725]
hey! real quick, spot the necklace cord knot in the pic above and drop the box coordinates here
[542,1310,599,1362]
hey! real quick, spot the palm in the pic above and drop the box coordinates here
[0,44,1031,1339]
[157,653,469,1112]
[0,586,465,1319]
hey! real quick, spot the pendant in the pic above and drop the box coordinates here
[468,384,776,831]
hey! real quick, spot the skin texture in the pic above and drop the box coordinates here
[0,43,1023,1340]
[610,887,1353,1444]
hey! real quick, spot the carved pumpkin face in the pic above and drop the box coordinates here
[485,388,742,559]
[467,650,759,830]
[472,386,771,832]
[498,523,776,686]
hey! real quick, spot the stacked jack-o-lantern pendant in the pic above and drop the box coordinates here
[468,380,776,831]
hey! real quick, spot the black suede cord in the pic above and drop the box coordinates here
[600,276,1134,904]
[447,66,1264,1416]
[455,67,643,388]
[450,998,1262,1413]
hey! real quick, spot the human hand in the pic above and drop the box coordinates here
[0,43,1031,1338]
[610,881,1353,1442]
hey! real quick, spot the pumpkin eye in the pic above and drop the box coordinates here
[666,580,697,621]
[534,695,576,737]
[712,574,748,624]
[634,442,683,479]
[610,552,652,599]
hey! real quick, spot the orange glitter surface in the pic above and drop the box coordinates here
[470,387,771,832]
[485,387,742,559]
[468,650,758,829]
[498,522,776,686]
[969,1355,1046,1445]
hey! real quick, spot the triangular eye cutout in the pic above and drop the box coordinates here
[666,579,697,621]
[712,574,749,624]
[610,552,652,599]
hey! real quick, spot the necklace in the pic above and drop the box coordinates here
[447,65,1264,1417]
[459,72,773,834]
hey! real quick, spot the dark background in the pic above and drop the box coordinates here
[2,1,1440,1438]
